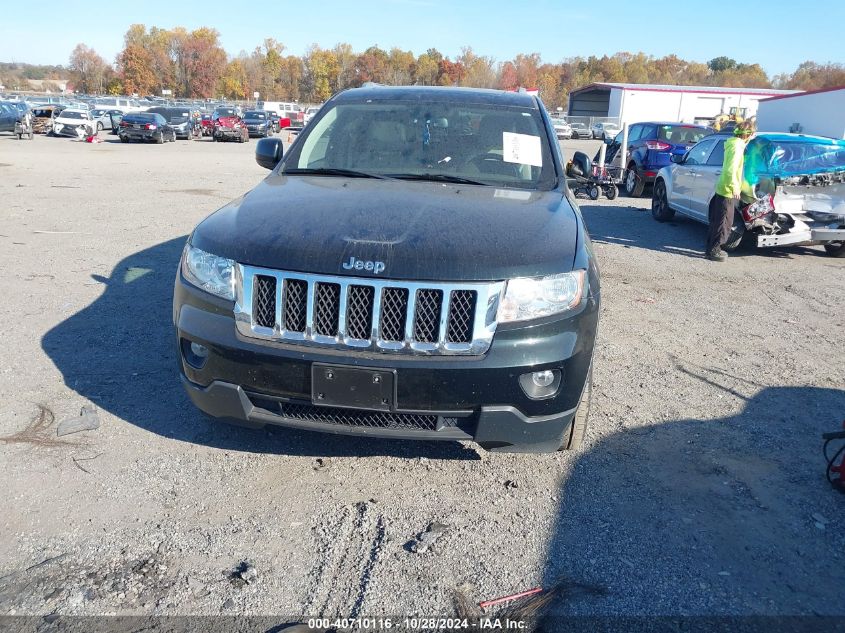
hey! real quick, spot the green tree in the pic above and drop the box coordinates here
[708,56,737,73]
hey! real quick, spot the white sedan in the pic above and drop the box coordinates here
[52,108,95,137]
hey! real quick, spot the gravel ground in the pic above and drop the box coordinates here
[0,133,843,621]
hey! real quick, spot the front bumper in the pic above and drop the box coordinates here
[214,128,244,140]
[246,125,268,137]
[174,272,599,453]
[120,129,160,141]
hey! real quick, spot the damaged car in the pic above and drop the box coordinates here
[31,105,63,135]
[212,107,248,143]
[652,132,845,257]
[51,108,96,138]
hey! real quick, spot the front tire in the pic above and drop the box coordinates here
[589,185,600,200]
[560,366,592,451]
[651,179,675,221]
[823,241,845,257]
[624,164,645,197]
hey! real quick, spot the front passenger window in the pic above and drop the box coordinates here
[707,141,726,166]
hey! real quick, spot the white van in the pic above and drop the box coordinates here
[257,101,303,123]
[92,97,143,113]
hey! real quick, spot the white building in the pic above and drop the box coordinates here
[567,82,800,126]
[756,86,845,139]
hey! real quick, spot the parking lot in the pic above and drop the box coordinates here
[0,133,843,618]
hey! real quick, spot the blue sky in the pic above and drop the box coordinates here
[2,0,842,76]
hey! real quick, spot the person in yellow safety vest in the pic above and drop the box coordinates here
[706,120,755,261]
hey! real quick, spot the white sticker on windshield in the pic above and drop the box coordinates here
[502,132,542,167]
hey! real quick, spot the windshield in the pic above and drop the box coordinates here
[283,100,557,190]
[244,111,265,119]
[169,110,191,123]
[659,125,711,144]
[60,111,85,119]
[214,109,236,118]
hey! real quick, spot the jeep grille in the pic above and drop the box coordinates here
[235,265,503,356]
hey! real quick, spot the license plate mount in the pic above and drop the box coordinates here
[311,364,395,411]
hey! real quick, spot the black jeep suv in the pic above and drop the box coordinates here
[174,86,600,453]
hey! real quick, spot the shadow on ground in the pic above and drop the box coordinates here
[42,236,478,460]
[579,201,830,260]
[542,377,845,617]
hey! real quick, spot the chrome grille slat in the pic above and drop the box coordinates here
[236,265,504,356]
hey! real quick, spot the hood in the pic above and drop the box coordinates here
[191,176,579,282]
[215,116,240,127]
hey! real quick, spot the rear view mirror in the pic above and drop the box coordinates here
[255,137,283,170]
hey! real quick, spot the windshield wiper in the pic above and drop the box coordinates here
[283,167,389,179]
[388,173,487,185]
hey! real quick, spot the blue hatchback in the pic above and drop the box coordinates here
[602,122,714,197]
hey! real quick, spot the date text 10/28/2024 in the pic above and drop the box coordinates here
[307,618,529,630]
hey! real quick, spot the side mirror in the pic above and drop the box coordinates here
[255,137,283,170]
[670,154,684,164]
[603,137,613,145]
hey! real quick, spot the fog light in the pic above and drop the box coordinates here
[532,370,555,388]
[181,338,209,369]
[519,369,562,400]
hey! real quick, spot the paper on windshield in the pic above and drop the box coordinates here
[502,132,542,167]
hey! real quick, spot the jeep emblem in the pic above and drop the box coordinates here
[342,256,385,275]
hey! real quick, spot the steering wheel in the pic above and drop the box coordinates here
[465,151,520,177]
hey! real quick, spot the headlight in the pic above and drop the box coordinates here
[182,245,235,300]
[497,270,586,323]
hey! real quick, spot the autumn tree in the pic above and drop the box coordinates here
[774,61,845,90]
[181,28,227,98]
[414,49,441,85]
[438,58,464,86]
[303,45,340,102]
[385,48,415,85]
[118,44,156,95]
[218,59,247,99]
[355,46,389,84]
[278,55,304,100]
[458,47,495,88]
[68,44,108,93]
[333,43,359,91]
